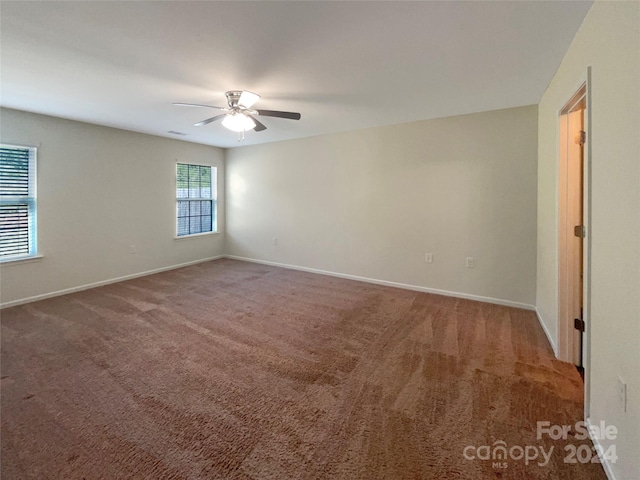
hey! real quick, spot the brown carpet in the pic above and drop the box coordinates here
[1,258,606,479]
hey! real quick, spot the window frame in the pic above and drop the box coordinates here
[175,162,217,238]
[0,143,38,263]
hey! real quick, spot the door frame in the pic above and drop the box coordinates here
[557,68,592,419]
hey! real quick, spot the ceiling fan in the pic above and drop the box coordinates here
[174,90,301,134]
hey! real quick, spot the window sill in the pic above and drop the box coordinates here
[174,231,221,240]
[0,255,44,266]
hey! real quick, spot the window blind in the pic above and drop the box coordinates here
[0,145,36,259]
[176,163,216,236]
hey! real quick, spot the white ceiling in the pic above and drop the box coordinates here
[1,1,592,149]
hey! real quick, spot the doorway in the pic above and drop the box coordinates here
[558,84,587,372]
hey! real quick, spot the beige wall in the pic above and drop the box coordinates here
[537,2,640,478]
[226,105,538,307]
[0,108,225,306]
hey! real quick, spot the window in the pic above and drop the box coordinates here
[176,163,216,236]
[0,144,37,261]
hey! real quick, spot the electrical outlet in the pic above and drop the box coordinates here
[617,375,627,412]
[425,253,433,263]
[466,257,475,268]
[129,244,137,254]
[272,237,277,246]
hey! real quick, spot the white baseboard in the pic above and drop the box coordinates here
[0,255,224,309]
[224,255,536,311]
[2,253,538,313]
[586,417,618,480]
[535,307,558,357]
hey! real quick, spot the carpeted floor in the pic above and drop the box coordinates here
[1,258,606,479]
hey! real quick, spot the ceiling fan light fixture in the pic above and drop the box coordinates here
[238,91,260,108]
[221,113,256,132]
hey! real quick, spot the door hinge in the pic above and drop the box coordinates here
[574,225,586,238]
[574,318,585,332]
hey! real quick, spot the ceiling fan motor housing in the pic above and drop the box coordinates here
[225,91,244,108]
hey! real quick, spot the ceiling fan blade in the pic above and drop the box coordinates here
[173,102,226,110]
[248,115,267,132]
[238,91,261,109]
[256,109,301,120]
[194,114,227,127]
